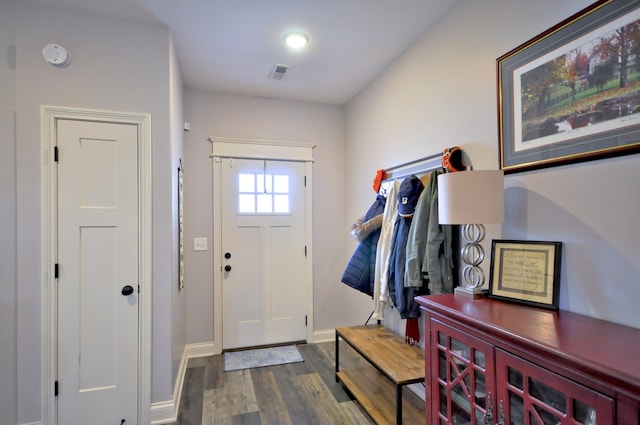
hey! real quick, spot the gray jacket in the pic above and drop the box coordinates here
[404,169,455,294]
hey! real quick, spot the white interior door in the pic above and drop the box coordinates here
[221,158,308,349]
[56,119,139,425]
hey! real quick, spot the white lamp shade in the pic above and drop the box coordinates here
[438,170,504,225]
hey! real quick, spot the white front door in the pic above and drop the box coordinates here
[56,119,139,424]
[220,158,308,349]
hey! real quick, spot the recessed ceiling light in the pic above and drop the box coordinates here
[284,32,309,49]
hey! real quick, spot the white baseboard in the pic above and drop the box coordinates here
[19,422,42,425]
[148,341,215,425]
[186,341,215,358]
[149,399,176,425]
[312,328,336,343]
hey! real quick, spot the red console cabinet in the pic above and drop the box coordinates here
[416,294,640,425]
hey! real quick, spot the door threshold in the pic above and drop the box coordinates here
[222,340,307,353]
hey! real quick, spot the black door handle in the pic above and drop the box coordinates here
[224,265,232,272]
[225,252,231,259]
[122,285,134,296]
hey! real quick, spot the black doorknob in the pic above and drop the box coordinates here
[224,265,232,272]
[224,252,231,259]
[122,285,134,296]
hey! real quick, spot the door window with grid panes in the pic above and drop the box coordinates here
[238,172,290,214]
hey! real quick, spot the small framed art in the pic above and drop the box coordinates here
[488,240,562,309]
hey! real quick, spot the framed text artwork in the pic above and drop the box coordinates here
[497,0,640,174]
[488,240,562,310]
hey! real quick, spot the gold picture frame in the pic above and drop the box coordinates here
[497,0,640,174]
[488,240,562,309]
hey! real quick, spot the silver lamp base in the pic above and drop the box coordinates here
[455,223,488,299]
[454,286,487,299]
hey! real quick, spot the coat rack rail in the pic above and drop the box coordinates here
[382,152,443,182]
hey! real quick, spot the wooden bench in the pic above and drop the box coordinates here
[335,325,425,425]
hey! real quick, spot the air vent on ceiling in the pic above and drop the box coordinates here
[270,64,290,80]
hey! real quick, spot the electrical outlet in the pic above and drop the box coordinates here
[193,237,207,251]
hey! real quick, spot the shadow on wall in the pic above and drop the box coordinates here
[5,44,16,69]
[502,186,638,325]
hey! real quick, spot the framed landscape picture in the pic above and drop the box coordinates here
[498,0,640,173]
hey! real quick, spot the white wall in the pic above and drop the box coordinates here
[12,3,182,422]
[0,1,17,423]
[169,35,186,388]
[182,90,369,345]
[346,0,640,332]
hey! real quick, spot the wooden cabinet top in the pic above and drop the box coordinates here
[416,294,640,397]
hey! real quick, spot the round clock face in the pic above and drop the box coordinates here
[42,43,70,67]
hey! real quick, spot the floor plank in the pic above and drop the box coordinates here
[289,372,368,425]
[250,369,293,425]
[175,366,205,425]
[175,342,378,425]
[298,342,361,404]
[201,369,259,425]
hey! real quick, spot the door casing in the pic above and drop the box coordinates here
[209,137,315,354]
[41,106,152,425]
[220,158,307,349]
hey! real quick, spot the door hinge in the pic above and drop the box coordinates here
[54,263,59,279]
[304,246,307,257]
[54,380,59,397]
[138,285,140,294]
[54,146,59,162]
[304,176,307,187]
[305,315,308,327]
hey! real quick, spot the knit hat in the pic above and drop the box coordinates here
[397,175,423,216]
[442,146,467,172]
[373,169,387,193]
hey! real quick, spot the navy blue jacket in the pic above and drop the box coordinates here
[341,195,386,296]
[387,215,423,319]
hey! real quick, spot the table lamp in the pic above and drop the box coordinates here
[437,170,504,297]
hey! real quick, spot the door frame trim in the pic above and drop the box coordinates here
[209,137,315,354]
[40,106,152,424]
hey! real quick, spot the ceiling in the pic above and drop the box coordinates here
[30,0,460,105]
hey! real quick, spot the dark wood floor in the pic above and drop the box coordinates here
[172,341,377,425]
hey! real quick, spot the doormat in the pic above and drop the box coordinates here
[223,345,304,372]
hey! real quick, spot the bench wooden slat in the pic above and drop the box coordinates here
[336,325,425,385]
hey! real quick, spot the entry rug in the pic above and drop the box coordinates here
[223,345,304,372]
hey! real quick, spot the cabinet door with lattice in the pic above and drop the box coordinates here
[495,348,614,425]
[430,319,495,425]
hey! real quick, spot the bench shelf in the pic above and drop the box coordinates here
[335,324,425,425]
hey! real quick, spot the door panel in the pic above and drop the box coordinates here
[496,348,614,425]
[57,119,138,424]
[78,227,119,391]
[430,318,495,425]
[221,158,307,349]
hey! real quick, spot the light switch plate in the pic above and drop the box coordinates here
[193,237,208,251]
